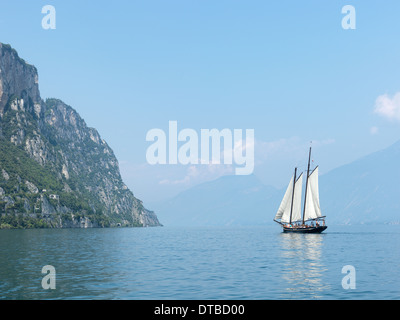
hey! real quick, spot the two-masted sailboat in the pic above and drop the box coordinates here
[273,147,327,233]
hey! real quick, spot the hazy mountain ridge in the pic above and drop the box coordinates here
[152,174,280,226]
[153,141,400,226]
[320,140,400,225]
[0,42,161,228]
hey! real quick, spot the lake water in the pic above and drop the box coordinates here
[0,225,399,300]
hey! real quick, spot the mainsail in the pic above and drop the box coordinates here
[292,174,303,222]
[303,166,322,221]
[274,173,303,223]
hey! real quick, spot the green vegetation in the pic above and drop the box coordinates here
[0,137,63,193]
[0,137,111,228]
[0,214,49,229]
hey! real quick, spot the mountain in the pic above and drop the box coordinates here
[151,174,280,226]
[0,42,161,228]
[320,140,400,225]
[153,141,400,226]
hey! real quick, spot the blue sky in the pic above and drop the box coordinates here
[2,1,400,203]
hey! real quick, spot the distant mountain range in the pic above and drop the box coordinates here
[320,140,400,225]
[152,141,400,226]
[151,174,280,226]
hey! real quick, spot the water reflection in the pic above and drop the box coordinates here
[278,233,330,299]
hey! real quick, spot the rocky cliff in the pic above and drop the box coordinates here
[0,42,161,228]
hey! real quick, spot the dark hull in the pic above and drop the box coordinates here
[283,226,327,233]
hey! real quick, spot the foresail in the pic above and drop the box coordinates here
[304,167,322,221]
[274,176,293,222]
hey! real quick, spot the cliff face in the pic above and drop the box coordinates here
[0,44,40,115]
[0,43,161,228]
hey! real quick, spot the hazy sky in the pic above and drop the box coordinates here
[2,1,400,203]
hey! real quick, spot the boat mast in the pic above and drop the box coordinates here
[289,167,297,224]
[302,147,312,225]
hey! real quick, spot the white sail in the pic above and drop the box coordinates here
[274,175,294,222]
[291,173,303,222]
[274,173,303,223]
[304,166,322,221]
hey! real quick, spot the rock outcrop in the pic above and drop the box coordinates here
[0,42,161,228]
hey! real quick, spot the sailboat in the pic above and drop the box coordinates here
[273,147,327,233]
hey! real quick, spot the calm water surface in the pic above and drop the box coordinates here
[0,225,399,299]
